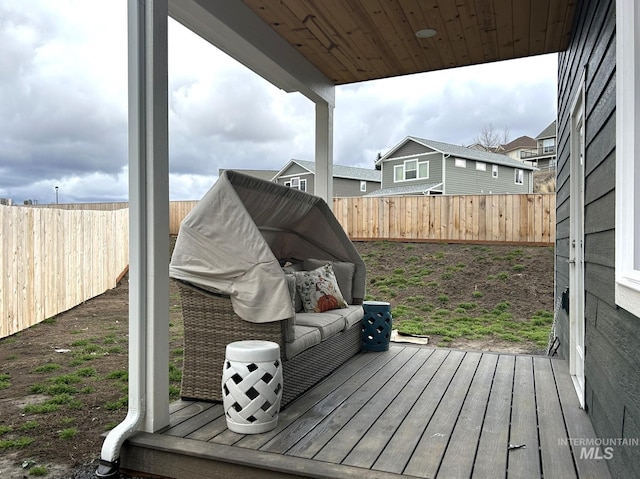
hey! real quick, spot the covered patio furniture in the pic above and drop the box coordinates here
[170,170,366,406]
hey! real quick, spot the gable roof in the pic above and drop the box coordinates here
[502,135,537,152]
[378,137,537,170]
[275,159,381,182]
[535,121,557,140]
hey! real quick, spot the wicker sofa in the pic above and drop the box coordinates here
[177,274,364,407]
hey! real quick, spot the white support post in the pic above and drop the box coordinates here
[315,102,334,206]
[129,0,170,433]
[98,1,169,472]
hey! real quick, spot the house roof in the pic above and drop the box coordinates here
[364,183,443,197]
[502,135,537,152]
[378,137,537,171]
[277,159,381,182]
[536,121,557,140]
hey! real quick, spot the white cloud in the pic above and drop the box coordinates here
[0,0,558,203]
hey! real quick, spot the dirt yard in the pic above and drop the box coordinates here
[0,239,554,478]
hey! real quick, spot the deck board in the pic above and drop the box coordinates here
[472,354,515,478]
[436,352,498,478]
[373,349,466,474]
[342,348,448,469]
[507,355,541,479]
[403,351,483,478]
[120,345,612,479]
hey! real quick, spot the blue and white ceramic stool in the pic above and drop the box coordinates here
[361,300,393,352]
[222,340,283,434]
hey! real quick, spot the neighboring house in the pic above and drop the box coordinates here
[501,135,538,162]
[370,136,535,196]
[272,159,381,197]
[556,1,640,477]
[520,120,557,169]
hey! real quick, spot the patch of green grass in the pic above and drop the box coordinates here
[33,363,62,374]
[426,281,439,288]
[495,272,509,280]
[513,264,525,272]
[20,421,39,431]
[437,294,449,303]
[441,272,453,280]
[169,385,181,399]
[457,302,478,310]
[76,367,96,377]
[172,347,184,356]
[29,466,48,476]
[0,425,12,436]
[23,403,60,414]
[0,373,10,389]
[169,363,182,382]
[71,339,89,347]
[472,290,484,298]
[42,317,57,325]
[59,417,75,425]
[80,386,95,394]
[49,374,82,385]
[59,427,78,440]
[104,396,128,411]
[0,437,35,449]
[6,354,17,360]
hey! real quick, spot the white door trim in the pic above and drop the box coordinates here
[569,72,586,408]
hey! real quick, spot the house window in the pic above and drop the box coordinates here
[455,159,466,168]
[492,165,499,178]
[285,177,306,192]
[360,181,366,192]
[514,169,524,185]
[542,138,556,154]
[393,158,429,182]
[476,162,486,171]
[615,0,640,317]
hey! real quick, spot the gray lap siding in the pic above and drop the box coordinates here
[557,0,640,478]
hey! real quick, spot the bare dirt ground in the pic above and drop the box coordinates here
[0,240,553,478]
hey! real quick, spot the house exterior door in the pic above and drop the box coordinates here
[569,79,586,407]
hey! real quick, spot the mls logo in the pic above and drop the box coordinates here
[580,446,614,460]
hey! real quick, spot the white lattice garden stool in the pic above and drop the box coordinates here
[222,340,283,434]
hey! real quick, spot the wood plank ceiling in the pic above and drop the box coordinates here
[240,0,578,85]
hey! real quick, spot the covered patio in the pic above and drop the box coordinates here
[119,345,610,479]
[99,1,595,478]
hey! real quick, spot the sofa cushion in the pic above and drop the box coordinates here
[295,311,346,340]
[293,264,348,313]
[304,259,356,304]
[341,305,366,330]
[285,325,321,360]
[285,273,304,312]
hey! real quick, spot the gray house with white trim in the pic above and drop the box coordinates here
[272,159,381,197]
[371,136,536,196]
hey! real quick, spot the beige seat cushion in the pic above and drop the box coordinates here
[295,311,346,340]
[341,305,365,330]
[285,325,321,360]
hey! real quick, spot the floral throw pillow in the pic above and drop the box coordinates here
[293,263,348,313]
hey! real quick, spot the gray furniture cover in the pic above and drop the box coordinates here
[169,170,366,323]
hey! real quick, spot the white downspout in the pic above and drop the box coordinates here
[97,0,170,476]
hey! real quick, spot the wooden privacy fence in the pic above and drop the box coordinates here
[169,195,555,244]
[0,205,129,339]
[333,194,555,245]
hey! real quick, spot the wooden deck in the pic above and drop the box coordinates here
[120,346,611,479]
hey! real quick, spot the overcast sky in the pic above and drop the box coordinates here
[0,0,557,205]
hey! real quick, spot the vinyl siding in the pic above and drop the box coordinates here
[557,1,640,478]
[274,171,314,194]
[443,159,532,195]
[333,177,378,197]
[381,151,442,189]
